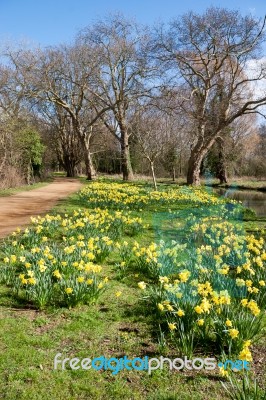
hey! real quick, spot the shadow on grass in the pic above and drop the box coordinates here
[0,287,38,310]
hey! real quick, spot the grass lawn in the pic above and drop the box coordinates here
[201,177,266,191]
[0,282,229,400]
[0,179,265,400]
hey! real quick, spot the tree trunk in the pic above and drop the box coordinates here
[66,167,76,177]
[187,137,216,185]
[84,150,96,181]
[172,167,176,182]
[120,127,133,181]
[80,132,96,181]
[150,161,157,191]
[187,154,203,185]
[216,137,228,184]
[26,162,32,185]
[64,155,77,177]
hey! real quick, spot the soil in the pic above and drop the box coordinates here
[0,177,82,238]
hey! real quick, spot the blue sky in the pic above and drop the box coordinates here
[0,0,265,47]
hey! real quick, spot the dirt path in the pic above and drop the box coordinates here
[0,178,82,238]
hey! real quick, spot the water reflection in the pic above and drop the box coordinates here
[214,188,266,217]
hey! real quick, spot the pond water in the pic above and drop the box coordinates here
[214,188,266,217]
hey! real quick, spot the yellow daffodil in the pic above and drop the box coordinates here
[168,323,177,331]
[228,328,239,339]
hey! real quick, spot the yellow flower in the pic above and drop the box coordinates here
[178,269,191,283]
[77,276,85,283]
[115,291,122,297]
[86,279,93,285]
[239,348,252,362]
[225,319,232,327]
[167,304,174,311]
[241,299,248,307]
[28,277,36,285]
[98,282,103,289]
[236,278,245,287]
[195,305,203,314]
[219,366,229,377]
[219,294,231,305]
[138,281,147,290]
[159,276,169,284]
[228,328,239,339]
[177,309,185,317]
[259,280,265,286]
[218,266,229,275]
[247,300,260,316]
[65,287,73,295]
[10,255,17,263]
[197,282,213,296]
[87,252,95,260]
[200,298,211,313]
[53,270,62,279]
[197,319,204,326]
[168,322,177,331]
[158,303,164,311]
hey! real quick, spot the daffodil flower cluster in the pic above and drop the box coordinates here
[79,182,227,210]
[137,212,266,362]
[0,206,145,308]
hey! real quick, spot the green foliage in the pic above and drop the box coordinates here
[15,127,45,167]
[243,208,257,221]
[221,373,266,400]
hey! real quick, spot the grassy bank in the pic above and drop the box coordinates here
[210,179,266,192]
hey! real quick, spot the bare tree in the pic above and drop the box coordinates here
[0,64,41,185]
[79,14,152,181]
[37,102,83,177]
[6,44,109,179]
[154,7,266,184]
[133,104,180,190]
